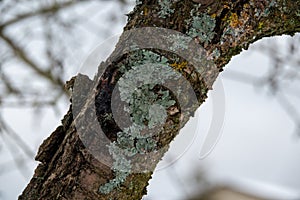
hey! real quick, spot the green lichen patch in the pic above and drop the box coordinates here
[99,49,181,194]
[187,13,216,45]
[158,0,175,18]
[250,0,277,17]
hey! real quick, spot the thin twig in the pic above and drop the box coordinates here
[0,31,66,94]
[0,1,77,29]
[0,116,35,159]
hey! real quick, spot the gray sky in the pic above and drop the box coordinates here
[145,36,300,200]
[0,2,300,200]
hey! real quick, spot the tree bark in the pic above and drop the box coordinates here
[19,0,300,199]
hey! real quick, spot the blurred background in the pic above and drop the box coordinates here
[0,1,300,199]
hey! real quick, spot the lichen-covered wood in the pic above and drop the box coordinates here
[19,0,300,200]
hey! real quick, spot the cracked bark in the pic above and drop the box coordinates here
[19,0,300,199]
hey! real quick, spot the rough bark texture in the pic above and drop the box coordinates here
[19,0,300,199]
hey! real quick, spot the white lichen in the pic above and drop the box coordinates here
[99,49,179,194]
[187,13,216,45]
[158,0,174,18]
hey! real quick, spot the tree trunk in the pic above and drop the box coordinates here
[19,0,300,199]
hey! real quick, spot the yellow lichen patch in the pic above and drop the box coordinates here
[258,21,264,29]
[170,61,188,71]
[210,13,217,18]
[229,13,242,28]
[143,7,149,16]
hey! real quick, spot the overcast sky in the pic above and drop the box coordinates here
[0,2,300,200]
[145,36,300,200]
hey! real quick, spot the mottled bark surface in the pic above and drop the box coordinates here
[19,0,300,199]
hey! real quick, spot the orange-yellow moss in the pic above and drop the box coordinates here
[143,7,149,16]
[229,13,242,28]
[258,21,264,30]
[170,61,188,71]
[210,13,217,18]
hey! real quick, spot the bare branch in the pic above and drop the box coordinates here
[0,1,78,29]
[0,115,35,159]
[0,31,66,93]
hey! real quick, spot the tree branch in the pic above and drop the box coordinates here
[0,1,78,29]
[0,31,66,93]
[18,0,300,199]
